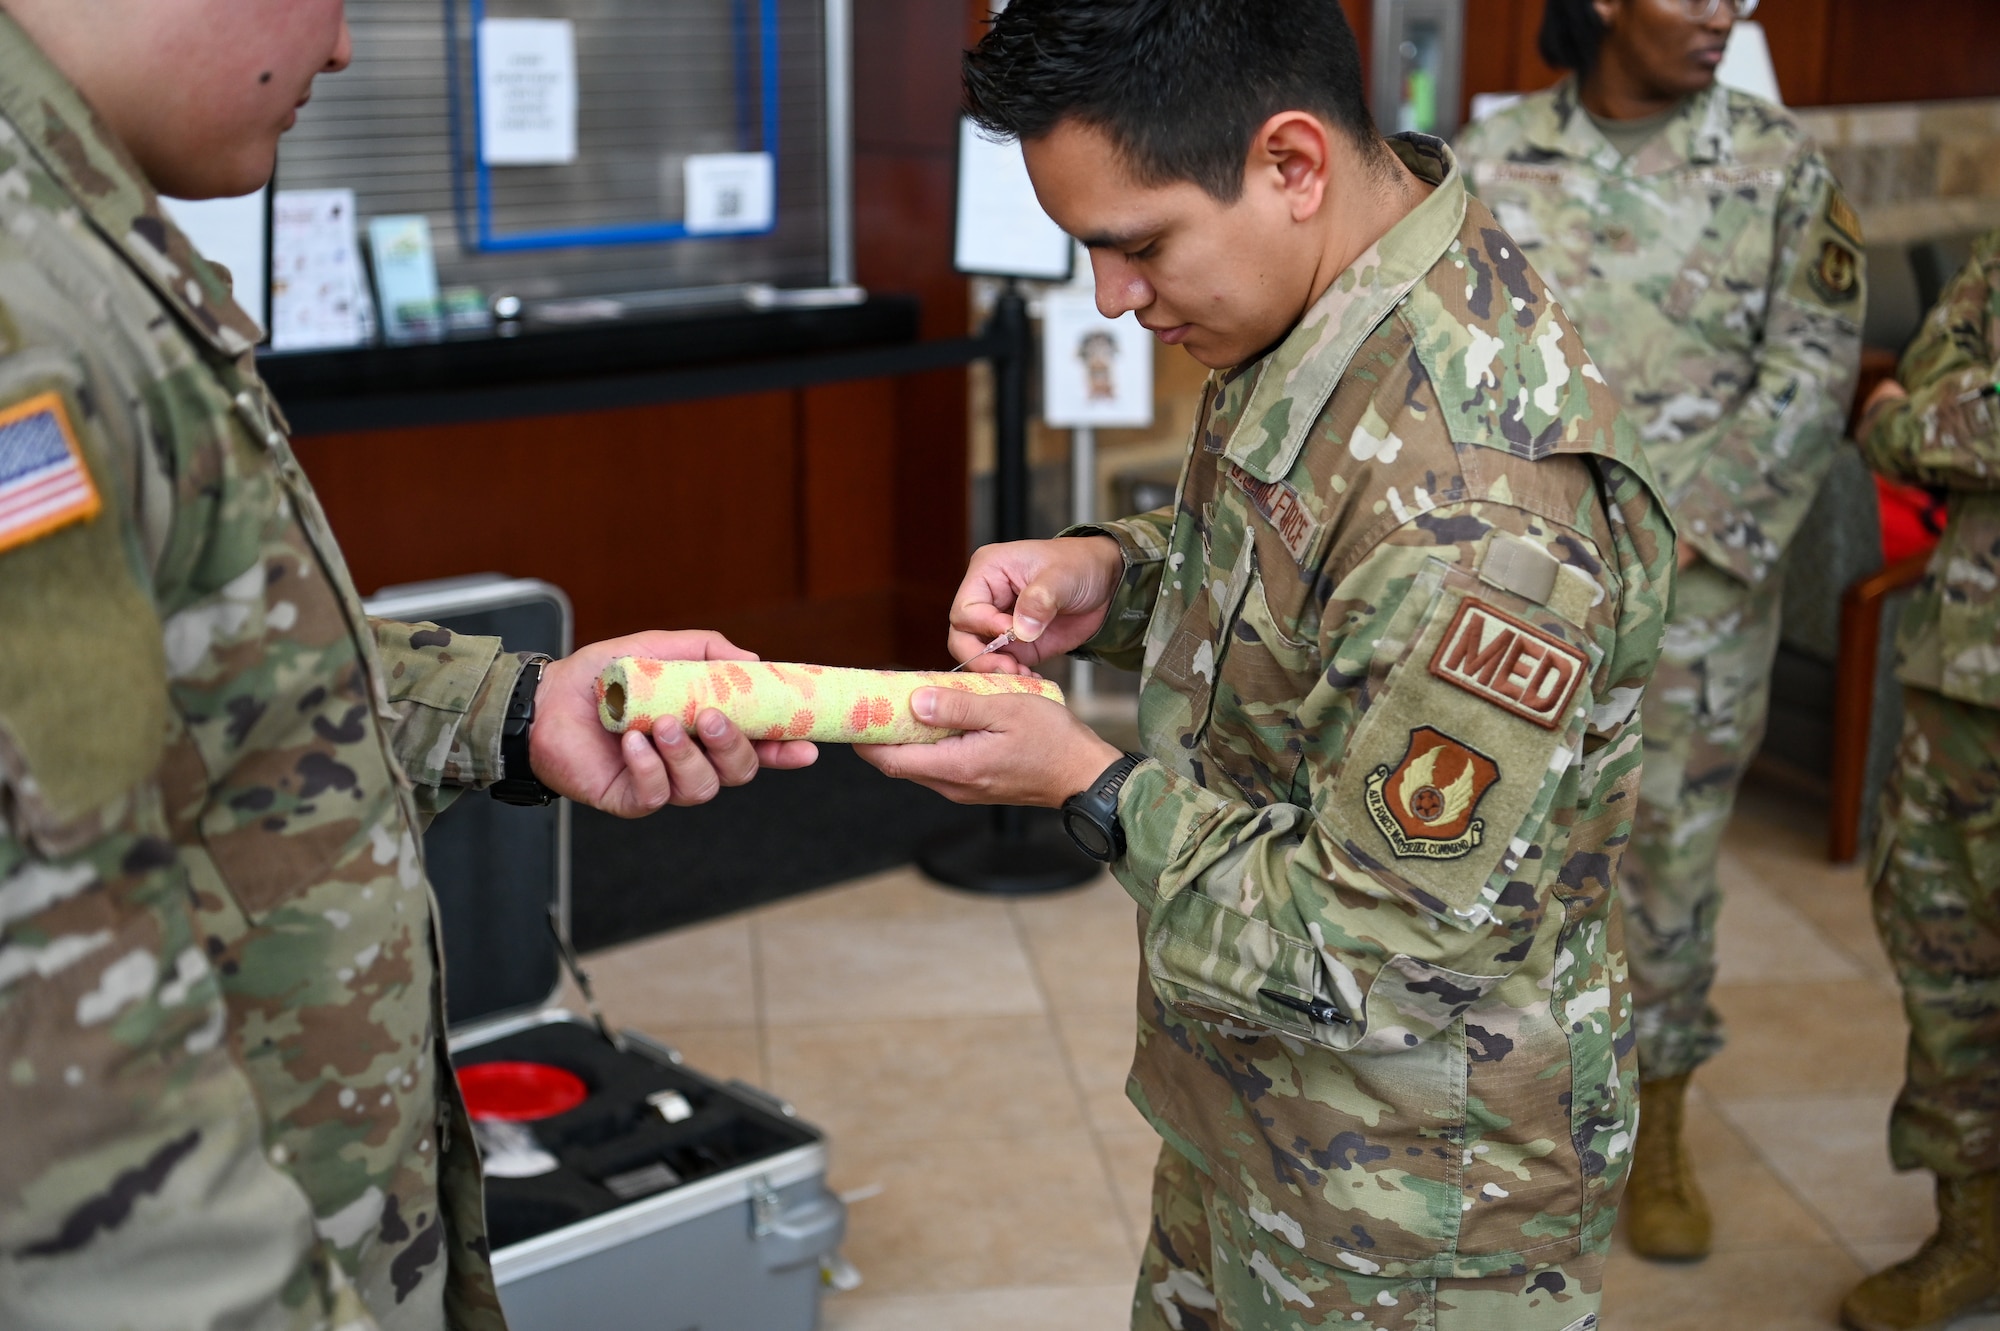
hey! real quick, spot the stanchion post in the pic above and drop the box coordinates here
[917,280,1099,896]
[1068,423,1096,711]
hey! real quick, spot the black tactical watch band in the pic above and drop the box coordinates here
[491,655,558,807]
[1060,751,1147,863]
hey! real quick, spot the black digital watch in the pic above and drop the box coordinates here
[490,654,559,807]
[1060,751,1147,863]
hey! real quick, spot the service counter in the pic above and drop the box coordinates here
[264,292,977,668]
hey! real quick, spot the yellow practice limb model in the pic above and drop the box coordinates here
[596,658,1066,744]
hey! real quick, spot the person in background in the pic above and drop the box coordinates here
[0,1,814,1327]
[1842,231,2000,1331]
[862,1,1674,1325]
[1454,0,1864,1261]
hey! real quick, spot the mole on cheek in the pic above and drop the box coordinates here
[259,71,273,84]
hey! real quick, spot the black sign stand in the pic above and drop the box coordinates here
[917,279,1099,896]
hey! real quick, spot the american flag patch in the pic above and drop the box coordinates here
[0,392,100,555]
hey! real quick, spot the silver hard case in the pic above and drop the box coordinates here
[365,575,845,1331]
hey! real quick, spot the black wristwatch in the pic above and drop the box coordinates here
[1061,751,1147,862]
[491,655,559,807]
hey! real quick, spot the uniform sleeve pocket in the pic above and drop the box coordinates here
[1146,886,1322,1039]
[1325,566,1598,930]
[1660,193,1759,325]
[0,380,168,856]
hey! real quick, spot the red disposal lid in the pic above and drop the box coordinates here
[458,1061,589,1122]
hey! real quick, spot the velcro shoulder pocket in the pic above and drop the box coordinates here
[1327,542,1599,929]
[1787,181,1865,317]
[0,381,165,852]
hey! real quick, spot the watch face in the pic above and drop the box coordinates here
[1063,805,1115,861]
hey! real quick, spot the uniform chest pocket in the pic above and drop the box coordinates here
[1202,550,1320,803]
[1143,524,1253,757]
[1939,504,2000,701]
[1659,191,1765,328]
[168,416,404,921]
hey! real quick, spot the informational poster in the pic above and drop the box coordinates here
[161,189,270,336]
[366,215,442,342]
[954,117,1071,281]
[684,152,776,235]
[478,18,579,166]
[1042,290,1154,429]
[270,188,366,352]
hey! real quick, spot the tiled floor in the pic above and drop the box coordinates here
[574,774,2000,1330]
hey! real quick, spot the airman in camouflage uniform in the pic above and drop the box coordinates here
[1842,230,2000,1331]
[1457,68,1864,1257]
[871,133,1673,1329]
[1086,135,1668,1329]
[868,6,1673,1321]
[0,7,802,1328]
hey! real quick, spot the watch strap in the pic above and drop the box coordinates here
[1062,750,1147,862]
[491,654,558,807]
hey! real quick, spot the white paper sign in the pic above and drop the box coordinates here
[162,189,269,336]
[1469,92,1525,125]
[479,18,579,166]
[1042,291,1154,428]
[684,152,776,234]
[270,188,366,352]
[1717,21,1782,106]
[954,117,1071,280]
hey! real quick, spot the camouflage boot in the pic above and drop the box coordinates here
[1842,1173,2000,1331]
[1624,1073,1711,1260]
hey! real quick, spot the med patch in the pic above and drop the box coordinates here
[0,391,99,556]
[1364,726,1500,861]
[1430,598,1589,729]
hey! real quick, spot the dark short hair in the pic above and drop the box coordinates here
[963,0,1378,203]
[1539,0,1607,76]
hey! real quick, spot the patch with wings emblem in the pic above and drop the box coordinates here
[1364,726,1501,861]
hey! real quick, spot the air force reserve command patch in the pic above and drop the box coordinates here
[1813,238,1860,302]
[1365,726,1500,861]
[0,391,100,555]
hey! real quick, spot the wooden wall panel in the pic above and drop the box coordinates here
[1454,0,1561,121]
[802,378,898,602]
[1455,0,1999,112]
[1821,0,2000,106]
[1509,0,1559,96]
[1459,0,1522,118]
[844,0,984,664]
[1340,0,1372,104]
[853,155,964,343]
[1756,0,1832,108]
[292,394,800,647]
[891,366,975,669]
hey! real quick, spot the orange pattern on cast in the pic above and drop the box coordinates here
[595,658,1066,744]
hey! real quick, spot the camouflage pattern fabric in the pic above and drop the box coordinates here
[1870,688,2000,1182]
[0,16,516,1330]
[1071,135,1674,1291]
[1857,232,2000,1181]
[1857,228,2000,709]
[1456,78,1863,587]
[1621,563,1784,1079]
[1133,1140,1602,1331]
[1457,78,1863,1082]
